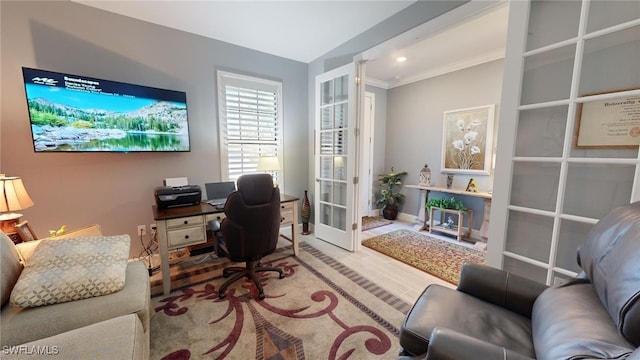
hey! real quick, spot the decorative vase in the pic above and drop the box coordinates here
[446,174,454,189]
[301,190,311,235]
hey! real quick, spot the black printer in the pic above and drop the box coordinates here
[154,185,201,209]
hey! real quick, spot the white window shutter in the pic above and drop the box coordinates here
[217,71,283,186]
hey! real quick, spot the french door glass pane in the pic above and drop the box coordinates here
[511,162,561,211]
[320,203,331,226]
[570,143,639,159]
[335,103,347,128]
[320,157,332,179]
[335,75,348,102]
[515,106,568,157]
[503,256,547,283]
[587,1,640,33]
[563,163,635,219]
[526,0,581,51]
[333,156,347,181]
[320,180,332,202]
[506,210,553,263]
[320,132,333,154]
[579,25,640,96]
[522,45,576,105]
[321,107,332,130]
[332,207,347,231]
[556,219,593,273]
[321,80,333,105]
[335,182,347,206]
[334,130,347,154]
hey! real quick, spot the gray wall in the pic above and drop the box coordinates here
[1,1,308,257]
[386,59,504,230]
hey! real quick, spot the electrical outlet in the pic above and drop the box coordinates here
[150,223,157,231]
[137,225,146,236]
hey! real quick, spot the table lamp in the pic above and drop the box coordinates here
[0,174,34,234]
[257,156,280,187]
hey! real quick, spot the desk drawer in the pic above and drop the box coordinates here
[167,215,203,229]
[280,210,294,225]
[168,226,205,248]
[205,213,227,223]
[280,202,294,211]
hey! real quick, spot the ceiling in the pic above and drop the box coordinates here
[365,3,509,88]
[73,1,509,88]
[72,0,416,63]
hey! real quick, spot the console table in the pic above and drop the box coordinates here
[406,185,492,240]
[152,194,299,295]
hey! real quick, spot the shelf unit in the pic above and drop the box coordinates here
[429,206,473,241]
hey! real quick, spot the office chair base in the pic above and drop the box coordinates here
[219,261,284,300]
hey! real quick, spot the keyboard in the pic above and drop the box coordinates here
[206,200,225,208]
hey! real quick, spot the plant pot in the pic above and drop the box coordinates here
[382,205,398,220]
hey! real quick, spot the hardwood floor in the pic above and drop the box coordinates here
[302,220,455,305]
[150,218,456,303]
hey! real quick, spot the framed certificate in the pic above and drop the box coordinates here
[575,93,640,148]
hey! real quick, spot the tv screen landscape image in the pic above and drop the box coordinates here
[22,67,191,152]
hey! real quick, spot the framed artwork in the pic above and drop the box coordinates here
[15,221,37,242]
[441,104,495,175]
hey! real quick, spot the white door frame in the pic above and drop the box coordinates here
[360,92,376,217]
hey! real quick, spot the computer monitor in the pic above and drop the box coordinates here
[205,181,236,206]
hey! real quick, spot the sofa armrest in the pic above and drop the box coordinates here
[456,263,547,318]
[426,327,535,360]
[15,224,103,263]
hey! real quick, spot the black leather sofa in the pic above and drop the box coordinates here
[398,201,640,360]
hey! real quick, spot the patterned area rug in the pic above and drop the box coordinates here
[361,216,393,231]
[362,229,486,284]
[151,243,410,359]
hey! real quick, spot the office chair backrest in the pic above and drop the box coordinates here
[221,173,281,261]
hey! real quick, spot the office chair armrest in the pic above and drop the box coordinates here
[207,220,228,256]
[208,220,221,232]
[426,327,535,360]
[456,263,548,318]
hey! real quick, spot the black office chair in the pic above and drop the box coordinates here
[215,173,284,300]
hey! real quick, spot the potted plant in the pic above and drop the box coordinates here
[426,197,467,211]
[375,167,408,220]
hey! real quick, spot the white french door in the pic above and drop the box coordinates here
[314,63,363,251]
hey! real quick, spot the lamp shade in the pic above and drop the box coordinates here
[0,175,34,214]
[257,156,280,172]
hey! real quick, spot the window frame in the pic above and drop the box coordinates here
[217,70,284,188]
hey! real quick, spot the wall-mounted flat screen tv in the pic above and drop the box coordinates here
[22,67,191,152]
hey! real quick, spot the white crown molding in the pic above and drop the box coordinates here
[387,49,505,89]
[364,77,390,90]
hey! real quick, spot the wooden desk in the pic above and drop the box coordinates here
[406,185,492,240]
[152,194,299,295]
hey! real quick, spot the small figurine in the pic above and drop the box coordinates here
[443,216,454,229]
[48,225,67,237]
[466,178,478,192]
